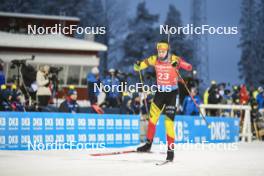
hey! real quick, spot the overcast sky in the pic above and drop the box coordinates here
[128,0,241,85]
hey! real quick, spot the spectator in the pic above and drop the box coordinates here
[232,85,240,105]
[102,68,121,108]
[182,87,201,115]
[120,91,132,114]
[59,88,80,113]
[251,100,262,122]
[204,80,216,105]
[256,87,264,110]
[208,81,222,116]
[128,92,141,114]
[0,84,11,111]
[239,84,250,105]
[36,65,51,107]
[0,60,5,87]
[222,89,233,105]
[87,67,100,105]
[9,84,24,111]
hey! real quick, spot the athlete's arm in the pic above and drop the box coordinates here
[134,55,157,71]
[179,57,192,71]
[171,55,192,71]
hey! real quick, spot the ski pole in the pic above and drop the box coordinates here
[136,61,149,115]
[175,69,211,128]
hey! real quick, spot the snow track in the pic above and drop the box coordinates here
[0,142,263,176]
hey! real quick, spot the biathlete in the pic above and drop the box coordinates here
[134,41,192,162]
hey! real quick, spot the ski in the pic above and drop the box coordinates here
[90,150,137,157]
[155,160,172,166]
[90,149,159,157]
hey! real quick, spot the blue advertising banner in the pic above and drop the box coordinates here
[154,115,240,144]
[0,112,140,150]
[0,112,240,150]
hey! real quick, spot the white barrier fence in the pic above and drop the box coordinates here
[199,104,252,142]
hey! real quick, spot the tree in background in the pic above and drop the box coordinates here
[94,0,128,75]
[238,0,259,86]
[123,1,159,72]
[255,0,264,85]
[164,4,193,66]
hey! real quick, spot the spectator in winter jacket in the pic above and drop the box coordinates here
[256,87,264,110]
[36,65,51,107]
[87,67,100,105]
[59,88,80,113]
[0,84,11,111]
[128,92,141,114]
[232,85,240,105]
[182,87,201,115]
[0,60,5,87]
[101,68,121,108]
[208,82,222,116]
[239,84,249,105]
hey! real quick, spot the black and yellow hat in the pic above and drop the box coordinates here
[156,42,169,51]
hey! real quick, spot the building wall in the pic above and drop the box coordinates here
[0,51,100,100]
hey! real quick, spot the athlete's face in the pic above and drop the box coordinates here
[157,50,168,59]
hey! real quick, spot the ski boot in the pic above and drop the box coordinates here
[137,139,152,152]
[166,149,174,162]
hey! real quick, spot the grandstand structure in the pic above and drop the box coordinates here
[0,12,107,100]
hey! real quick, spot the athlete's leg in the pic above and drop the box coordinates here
[137,92,164,152]
[146,100,164,141]
[164,89,177,161]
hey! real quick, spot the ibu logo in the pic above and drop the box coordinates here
[45,135,54,143]
[21,135,30,145]
[0,117,6,127]
[55,118,64,129]
[132,119,139,129]
[115,134,122,143]
[97,119,105,129]
[88,134,96,142]
[97,134,105,142]
[132,133,139,142]
[115,119,122,129]
[21,118,30,129]
[0,136,5,145]
[106,119,114,129]
[78,118,86,129]
[44,118,53,129]
[8,135,19,145]
[123,119,130,129]
[78,134,87,142]
[88,119,96,129]
[124,133,131,141]
[33,118,43,130]
[56,135,64,143]
[106,134,114,143]
[33,135,43,143]
[66,118,74,129]
[8,118,19,129]
[66,134,75,142]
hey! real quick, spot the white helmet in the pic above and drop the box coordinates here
[91,67,99,75]
[258,86,263,93]
[109,68,115,73]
